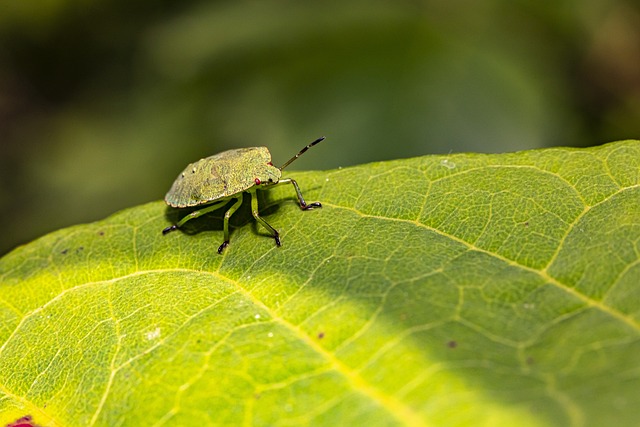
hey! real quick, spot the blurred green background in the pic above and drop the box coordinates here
[1,0,639,255]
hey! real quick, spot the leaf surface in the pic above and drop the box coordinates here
[1,141,639,426]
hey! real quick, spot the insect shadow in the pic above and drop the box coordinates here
[163,191,281,238]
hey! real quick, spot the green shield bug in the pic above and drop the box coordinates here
[162,137,325,254]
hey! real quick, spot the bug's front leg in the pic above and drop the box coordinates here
[278,178,321,210]
[249,189,281,247]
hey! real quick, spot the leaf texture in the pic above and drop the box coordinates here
[1,140,639,426]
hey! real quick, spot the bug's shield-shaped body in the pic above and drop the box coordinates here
[163,137,325,254]
[164,147,282,208]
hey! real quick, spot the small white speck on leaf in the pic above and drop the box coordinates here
[254,314,261,319]
[268,332,274,338]
[145,327,161,340]
[441,159,456,169]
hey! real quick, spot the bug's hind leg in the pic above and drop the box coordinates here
[218,197,243,254]
[162,200,228,235]
[278,178,321,210]
[249,190,281,247]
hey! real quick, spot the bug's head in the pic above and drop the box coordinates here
[278,137,325,171]
[253,164,281,187]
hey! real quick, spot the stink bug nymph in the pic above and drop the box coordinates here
[162,137,325,254]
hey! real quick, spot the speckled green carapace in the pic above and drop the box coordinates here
[163,137,325,254]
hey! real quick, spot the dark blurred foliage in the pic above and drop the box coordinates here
[1,0,639,255]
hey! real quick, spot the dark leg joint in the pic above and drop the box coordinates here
[217,241,229,254]
[163,225,178,235]
[274,232,281,247]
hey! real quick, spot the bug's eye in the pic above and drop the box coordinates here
[254,178,261,185]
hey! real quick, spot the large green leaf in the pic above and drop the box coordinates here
[1,140,639,426]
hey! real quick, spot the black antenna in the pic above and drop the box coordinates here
[279,137,326,171]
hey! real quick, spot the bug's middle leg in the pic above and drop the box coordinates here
[218,197,243,254]
[249,190,281,247]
